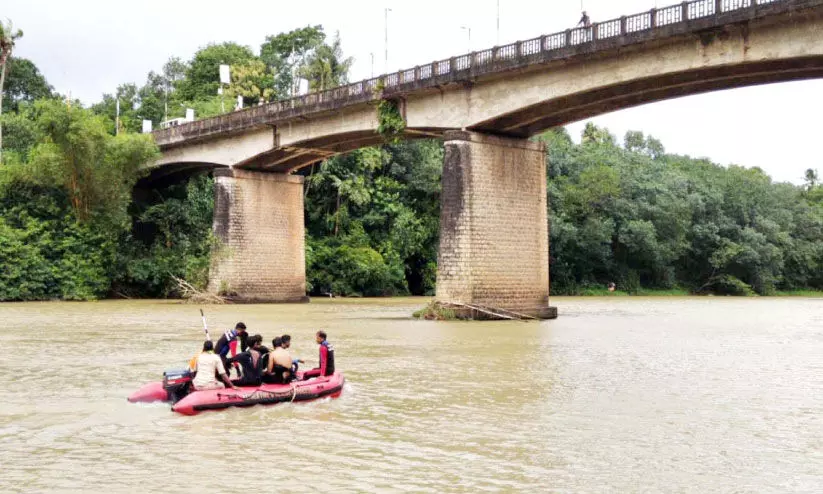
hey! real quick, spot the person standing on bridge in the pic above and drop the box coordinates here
[578,11,591,28]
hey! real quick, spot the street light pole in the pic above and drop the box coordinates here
[496,0,500,45]
[384,8,392,73]
[461,26,472,52]
[370,52,375,77]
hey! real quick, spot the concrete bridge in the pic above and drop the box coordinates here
[149,0,823,318]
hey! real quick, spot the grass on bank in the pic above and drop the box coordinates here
[771,290,823,297]
[573,287,692,296]
[563,287,823,297]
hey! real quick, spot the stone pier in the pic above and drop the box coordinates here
[207,169,308,302]
[436,131,556,319]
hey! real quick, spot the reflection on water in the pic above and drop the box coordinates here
[1,297,821,492]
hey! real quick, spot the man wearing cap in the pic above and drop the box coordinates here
[214,322,248,378]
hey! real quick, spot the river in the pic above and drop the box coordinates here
[0,297,821,492]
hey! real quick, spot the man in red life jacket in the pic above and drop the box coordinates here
[303,330,335,379]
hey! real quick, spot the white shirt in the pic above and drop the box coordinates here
[192,352,227,389]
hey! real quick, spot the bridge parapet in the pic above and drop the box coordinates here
[153,0,817,149]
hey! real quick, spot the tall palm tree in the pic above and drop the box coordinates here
[0,19,24,163]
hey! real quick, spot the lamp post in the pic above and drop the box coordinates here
[384,8,392,73]
[496,0,500,45]
[371,52,375,78]
[461,25,472,52]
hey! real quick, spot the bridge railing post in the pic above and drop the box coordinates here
[620,15,627,35]
[715,0,723,15]
[682,1,689,22]
[414,65,420,82]
[449,56,456,75]
[592,22,599,40]
[565,28,572,47]
[650,8,658,28]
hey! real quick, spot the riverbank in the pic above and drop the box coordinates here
[563,288,823,297]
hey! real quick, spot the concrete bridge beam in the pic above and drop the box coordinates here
[436,131,557,319]
[207,169,308,302]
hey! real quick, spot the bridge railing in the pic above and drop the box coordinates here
[153,0,801,145]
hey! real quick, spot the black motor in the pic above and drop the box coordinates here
[163,369,193,404]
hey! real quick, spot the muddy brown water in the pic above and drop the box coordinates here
[0,297,821,492]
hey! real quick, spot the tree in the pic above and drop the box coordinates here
[299,33,353,91]
[260,25,326,97]
[225,59,275,106]
[1,57,53,113]
[177,43,256,102]
[91,83,140,134]
[25,99,158,221]
[581,122,615,146]
[0,19,24,162]
[805,168,819,190]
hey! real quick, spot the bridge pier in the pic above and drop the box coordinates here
[207,169,308,303]
[436,131,557,319]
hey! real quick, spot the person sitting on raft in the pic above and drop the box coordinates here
[281,334,304,375]
[303,330,335,379]
[192,340,237,391]
[215,322,248,377]
[267,336,296,384]
[260,337,282,384]
[227,334,265,387]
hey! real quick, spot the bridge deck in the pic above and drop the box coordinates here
[153,0,821,149]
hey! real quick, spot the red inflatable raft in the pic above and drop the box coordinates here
[128,370,345,415]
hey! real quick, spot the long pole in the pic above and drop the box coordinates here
[496,0,500,45]
[200,309,211,341]
[163,81,168,122]
[0,61,5,164]
[370,52,375,77]
[461,26,471,52]
[384,8,391,73]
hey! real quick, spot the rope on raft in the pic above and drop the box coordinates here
[217,382,301,402]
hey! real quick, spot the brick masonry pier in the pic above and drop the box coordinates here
[436,131,557,319]
[208,169,308,302]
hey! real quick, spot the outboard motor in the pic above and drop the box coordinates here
[163,369,193,404]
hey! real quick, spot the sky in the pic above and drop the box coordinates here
[5,0,821,184]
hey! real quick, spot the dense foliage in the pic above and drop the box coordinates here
[544,125,823,295]
[0,100,158,300]
[1,24,821,301]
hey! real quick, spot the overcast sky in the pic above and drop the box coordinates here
[6,0,821,184]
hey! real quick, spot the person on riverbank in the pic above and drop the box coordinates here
[192,340,237,391]
[215,322,248,377]
[228,334,265,386]
[303,330,335,379]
